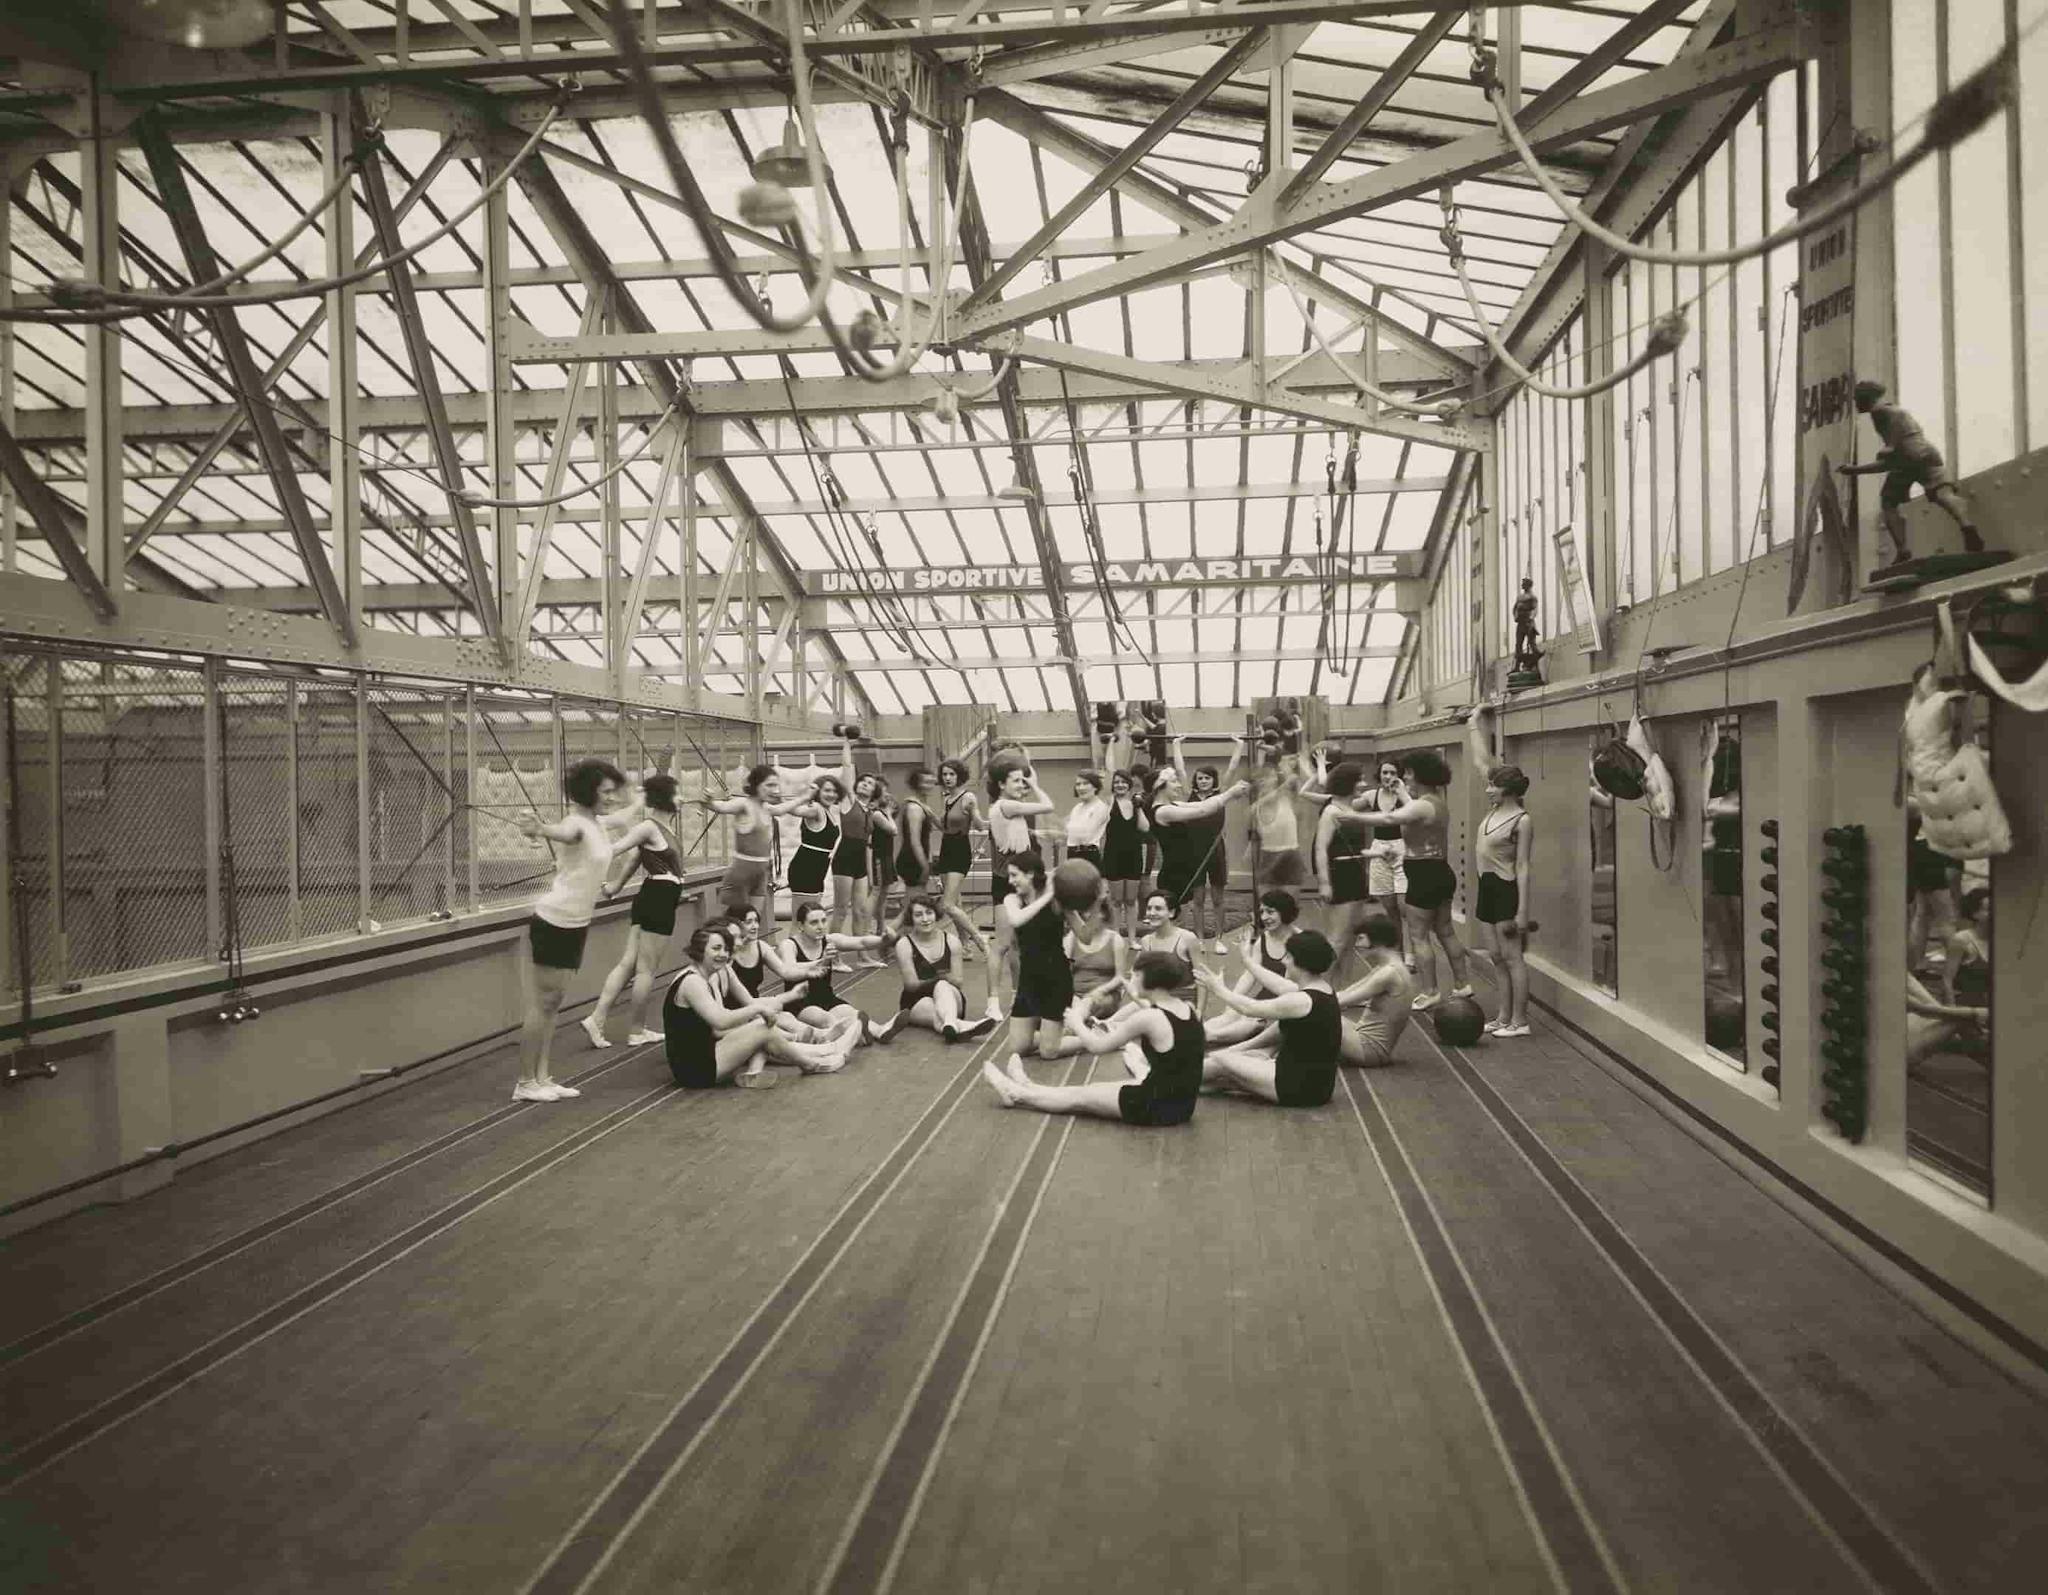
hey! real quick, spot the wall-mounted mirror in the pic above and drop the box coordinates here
[1589,732,1618,995]
[1905,691,1991,1198]
[1702,716,1745,1066]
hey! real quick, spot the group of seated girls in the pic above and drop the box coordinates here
[660,894,1005,1091]
[978,858,1422,1128]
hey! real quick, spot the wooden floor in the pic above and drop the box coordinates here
[5,948,2048,1594]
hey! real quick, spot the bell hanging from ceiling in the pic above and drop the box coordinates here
[751,118,826,189]
[115,0,276,49]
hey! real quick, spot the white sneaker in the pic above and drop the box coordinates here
[1493,1023,1532,1039]
[1411,992,1441,1011]
[626,1029,663,1046]
[580,1015,611,1049]
[1450,984,1475,999]
[544,1081,580,1098]
[512,1081,563,1103]
[1483,1018,1507,1034]
[984,996,1004,1022]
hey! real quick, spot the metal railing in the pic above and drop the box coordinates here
[0,640,755,1001]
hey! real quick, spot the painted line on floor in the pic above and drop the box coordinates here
[0,965,892,1371]
[0,1036,664,1371]
[0,1076,691,1491]
[1421,1027,1944,1595]
[816,1053,1093,1595]
[519,1023,1012,1595]
[1342,1067,1627,1595]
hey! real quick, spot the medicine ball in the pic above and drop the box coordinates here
[1052,858,1104,911]
[1432,995,1487,1046]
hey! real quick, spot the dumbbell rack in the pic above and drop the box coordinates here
[1758,818,1781,1092]
[1818,825,1870,1143]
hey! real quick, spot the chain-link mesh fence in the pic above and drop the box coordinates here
[365,685,457,928]
[58,656,212,983]
[3,655,57,995]
[472,695,559,912]
[218,670,297,956]
[0,641,746,1000]
[295,682,362,943]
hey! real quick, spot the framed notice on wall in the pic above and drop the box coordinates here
[1554,524,1603,655]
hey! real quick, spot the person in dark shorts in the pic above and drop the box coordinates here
[780,896,894,1046]
[867,779,900,959]
[1466,706,1534,1036]
[1192,929,1343,1107]
[582,773,686,1050]
[932,757,998,992]
[664,922,856,1089]
[514,758,632,1103]
[1366,744,1475,1012]
[983,951,1202,1127]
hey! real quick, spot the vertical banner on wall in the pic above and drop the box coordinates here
[1554,523,1604,654]
[1793,201,1860,612]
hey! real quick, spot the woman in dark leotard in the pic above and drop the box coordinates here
[1206,888,1300,1050]
[1194,928,1342,1108]
[931,757,996,975]
[983,950,1203,1127]
[724,904,861,1048]
[831,756,884,954]
[867,779,900,956]
[583,774,686,1050]
[787,775,843,897]
[1311,762,1376,975]
[896,770,936,890]
[870,895,1003,1045]
[1149,762,1248,915]
[781,896,896,1046]
[1100,768,1151,940]
[1172,734,1245,952]
[999,853,1074,1059]
[663,923,857,1089]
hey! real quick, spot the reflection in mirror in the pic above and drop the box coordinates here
[1905,691,1992,1198]
[1702,717,1745,1066]
[1589,734,1618,996]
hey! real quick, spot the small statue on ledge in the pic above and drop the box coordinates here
[1508,578,1544,688]
[1839,380,2009,589]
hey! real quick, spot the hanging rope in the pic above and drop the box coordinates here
[1475,36,2017,271]
[1276,265,1464,417]
[1443,189,1689,401]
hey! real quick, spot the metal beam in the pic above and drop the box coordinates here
[1004,333,1484,450]
[1281,11,1456,204]
[354,125,503,651]
[975,87,1472,379]
[500,136,875,720]
[955,28,1804,341]
[134,115,356,646]
[111,2,1548,99]
[0,413,117,619]
[10,348,1477,448]
[963,28,1269,311]
[679,646,1404,674]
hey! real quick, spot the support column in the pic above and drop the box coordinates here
[744,520,762,724]
[355,676,372,933]
[1581,240,1620,643]
[681,436,701,709]
[325,98,364,635]
[482,144,520,643]
[80,83,124,598]
[1,168,14,575]
[202,660,223,963]
[600,293,622,683]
